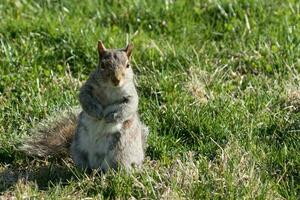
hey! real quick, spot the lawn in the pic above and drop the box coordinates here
[0,0,299,199]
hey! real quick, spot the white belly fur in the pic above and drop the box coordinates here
[79,113,122,169]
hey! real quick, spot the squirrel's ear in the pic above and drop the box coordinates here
[98,40,106,57]
[124,43,133,58]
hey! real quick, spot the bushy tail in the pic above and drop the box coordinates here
[19,107,81,157]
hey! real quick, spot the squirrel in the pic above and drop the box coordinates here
[20,41,149,172]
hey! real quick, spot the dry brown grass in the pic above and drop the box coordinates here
[185,67,212,104]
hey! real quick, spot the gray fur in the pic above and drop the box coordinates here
[71,142,89,170]
[108,132,120,150]
[95,153,105,162]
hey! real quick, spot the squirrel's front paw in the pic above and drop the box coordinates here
[87,109,103,120]
[95,111,104,120]
[104,112,120,123]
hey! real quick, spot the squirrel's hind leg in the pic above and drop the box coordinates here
[71,143,90,172]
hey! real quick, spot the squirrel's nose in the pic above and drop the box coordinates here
[112,77,121,86]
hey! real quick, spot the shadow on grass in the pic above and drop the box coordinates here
[0,158,76,193]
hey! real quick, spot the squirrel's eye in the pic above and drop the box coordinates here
[126,64,130,68]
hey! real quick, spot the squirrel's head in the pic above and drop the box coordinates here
[97,41,134,88]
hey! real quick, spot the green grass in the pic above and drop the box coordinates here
[0,0,299,199]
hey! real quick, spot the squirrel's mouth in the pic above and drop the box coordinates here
[111,79,123,87]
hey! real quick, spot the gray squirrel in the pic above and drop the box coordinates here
[20,41,149,172]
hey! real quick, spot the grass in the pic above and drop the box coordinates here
[0,0,299,199]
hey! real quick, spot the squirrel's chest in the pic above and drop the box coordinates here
[92,87,124,106]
